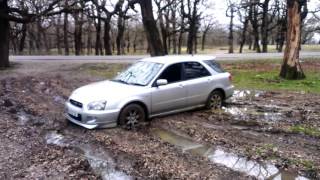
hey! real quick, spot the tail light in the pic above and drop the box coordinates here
[229,74,233,82]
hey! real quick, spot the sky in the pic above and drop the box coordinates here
[213,0,320,26]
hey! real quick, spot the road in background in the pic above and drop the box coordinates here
[9,52,320,63]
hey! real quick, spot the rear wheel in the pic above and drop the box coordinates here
[206,90,223,109]
[118,104,146,130]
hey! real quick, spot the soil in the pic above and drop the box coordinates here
[0,61,319,179]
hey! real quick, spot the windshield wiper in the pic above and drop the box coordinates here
[128,82,144,86]
[112,79,128,84]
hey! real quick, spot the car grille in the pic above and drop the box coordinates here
[68,113,82,121]
[69,99,83,108]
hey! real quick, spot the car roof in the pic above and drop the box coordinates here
[140,55,216,65]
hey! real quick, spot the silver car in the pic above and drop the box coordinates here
[65,55,234,129]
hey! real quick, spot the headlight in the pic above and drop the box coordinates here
[87,101,107,111]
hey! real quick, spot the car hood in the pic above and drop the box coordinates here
[69,80,145,104]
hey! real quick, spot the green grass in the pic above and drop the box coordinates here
[289,125,320,137]
[230,69,320,93]
[79,63,129,79]
[221,59,320,94]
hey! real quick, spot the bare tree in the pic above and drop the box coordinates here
[280,0,307,79]
[226,1,236,54]
[128,0,165,56]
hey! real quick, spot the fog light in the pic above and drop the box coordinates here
[86,116,97,124]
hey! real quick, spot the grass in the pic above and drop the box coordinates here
[79,63,129,79]
[289,125,320,137]
[221,59,320,94]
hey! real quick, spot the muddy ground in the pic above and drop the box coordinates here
[0,61,319,179]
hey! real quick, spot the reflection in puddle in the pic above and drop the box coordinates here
[17,111,30,125]
[153,129,308,180]
[222,106,285,123]
[231,90,265,100]
[45,131,131,180]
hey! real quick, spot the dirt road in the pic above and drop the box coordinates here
[0,62,319,179]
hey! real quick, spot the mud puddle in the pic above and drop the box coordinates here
[222,106,285,122]
[153,128,308,180]
[45,131,131,180]
[231,90,265,101]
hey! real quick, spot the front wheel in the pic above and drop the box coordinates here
[206,90,224,109]
[118,104,146,130]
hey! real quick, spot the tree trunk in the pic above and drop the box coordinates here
[95,16,102,55]
[187,21,196,54]
[74,11,83,56]
[56,14,62,55]
[159,12,168,54]
[280,0,305,79]
[250,1,261,53]
[261,0,270,53]
[228,6,234,54]
[201,30,207,51]
[18,23,27,54]
[172,9,177,54]
[0,0,10,68]
[63,12,69,55]
[104,16,112,55]
[116,16,125,55]
[138,0,165,56]
[239,18,249,53]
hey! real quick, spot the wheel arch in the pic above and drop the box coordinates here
[211,88,226,100]
[118,100,149,122]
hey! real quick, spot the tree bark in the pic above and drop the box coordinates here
[0,0,10,68]
[56,14,62,55]
[104,16,112,55]
[280,0,305,79]
[94,12,103,56]
[261,0,270,53]
[116,15,125,55]
[18,23,27,54]
[138,0,165,56]
[228,5,234,54]
[239,18,249,53]
[249,1,261,53]
[63,12,69,55]
[74,11,83,56]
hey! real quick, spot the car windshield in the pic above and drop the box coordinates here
[113,61,163,86]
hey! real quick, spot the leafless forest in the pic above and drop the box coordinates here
[3,0,320,56]
[0,0,320,76]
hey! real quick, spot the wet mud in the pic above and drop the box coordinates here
[0,63,319,179]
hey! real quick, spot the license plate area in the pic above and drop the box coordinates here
[67,108,81,121]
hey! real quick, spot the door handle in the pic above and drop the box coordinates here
[178,84,184,88]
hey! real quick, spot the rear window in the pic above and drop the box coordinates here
[204,60,225,73]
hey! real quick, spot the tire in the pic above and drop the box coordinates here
[118,104,146,130]
[206,90,224,109]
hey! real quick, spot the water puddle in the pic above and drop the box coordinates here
[17,111,30,125]
[153,128,308,180]
[45,131,131,180]
[231,90,265,101]
[222,106,285,123]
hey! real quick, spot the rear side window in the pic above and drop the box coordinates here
[183,62,210,80]
[204,60,225,73]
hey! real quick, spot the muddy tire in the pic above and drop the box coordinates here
[118,104,146,130]
[206,90,223,109]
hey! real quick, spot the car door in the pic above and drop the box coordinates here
[183,62,212,106]
[151,63,188,114]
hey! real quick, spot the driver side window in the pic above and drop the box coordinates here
[158,63,183,84]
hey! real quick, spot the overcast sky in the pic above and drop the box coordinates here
[213,0,320,26]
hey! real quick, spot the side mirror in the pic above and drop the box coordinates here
[156,79,168,87]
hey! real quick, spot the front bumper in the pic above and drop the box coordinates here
[65,101,120,129]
